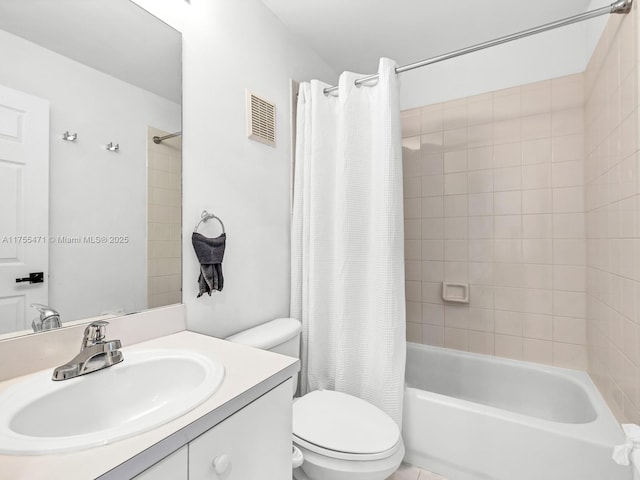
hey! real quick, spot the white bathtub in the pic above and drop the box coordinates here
[403,342,631,480]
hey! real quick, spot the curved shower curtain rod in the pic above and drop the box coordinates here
[322,0,633,95]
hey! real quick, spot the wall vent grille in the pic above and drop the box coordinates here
[246,91,276,147]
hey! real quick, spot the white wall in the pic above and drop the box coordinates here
[585,0,611,58]
[399,6,610,109]
[0,29,181,322]
[132,0,337,338]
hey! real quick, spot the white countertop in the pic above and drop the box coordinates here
[0,331,299,480]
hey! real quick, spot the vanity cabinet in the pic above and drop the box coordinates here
[189,379,292,479]
[133,380,292,480]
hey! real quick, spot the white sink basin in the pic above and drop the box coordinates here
[0,349,224,455]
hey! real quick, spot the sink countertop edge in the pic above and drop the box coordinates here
[0,331,300,480]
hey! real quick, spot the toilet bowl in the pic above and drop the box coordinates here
[292,390,404,480]
[226,318,404,480]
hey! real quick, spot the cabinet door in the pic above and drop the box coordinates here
[134,445,187,480]
[189,380,292,480]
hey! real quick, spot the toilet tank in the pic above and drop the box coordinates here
[226,318,301,358]
[226,318,302,395]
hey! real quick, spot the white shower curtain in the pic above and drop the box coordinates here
[291,58,406,426]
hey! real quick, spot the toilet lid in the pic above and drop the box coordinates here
[292,390,400,455]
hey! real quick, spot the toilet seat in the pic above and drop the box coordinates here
[293,434,401,461]
[292,390,401,461]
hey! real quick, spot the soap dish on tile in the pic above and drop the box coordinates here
[442,282,469,304]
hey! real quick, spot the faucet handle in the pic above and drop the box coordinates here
[30,303,61,332]
[31,303,59,319]
[83,321,110,345]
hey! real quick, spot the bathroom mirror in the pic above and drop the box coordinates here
[0,0,182,337]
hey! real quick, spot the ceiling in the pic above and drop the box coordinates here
[262,0,608,77]
[0,0,181,103]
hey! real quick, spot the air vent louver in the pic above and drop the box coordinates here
[246,91,276,147]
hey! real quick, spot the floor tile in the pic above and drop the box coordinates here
[387,463,448,480]
[418,471,448,480]
[387,463,421,480]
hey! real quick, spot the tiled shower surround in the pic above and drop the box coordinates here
[585,7,640,423]
[147,126,182,309]
[401,2,640,423]
[401,74,588,370]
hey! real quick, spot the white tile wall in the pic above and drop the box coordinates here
[402,73,587,370]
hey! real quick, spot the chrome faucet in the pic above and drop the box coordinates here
[31,303,62,332]
[52,321,123,381]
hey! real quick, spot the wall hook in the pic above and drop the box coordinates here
[106,142,119,152]
[62,131,77,141]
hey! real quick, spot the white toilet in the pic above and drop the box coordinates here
[226,318,404,480]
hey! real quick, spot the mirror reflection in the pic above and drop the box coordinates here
[0,0,182,337]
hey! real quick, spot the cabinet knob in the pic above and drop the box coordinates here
[213,453,231,475]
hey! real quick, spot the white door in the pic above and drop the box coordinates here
[0,84,49,334]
